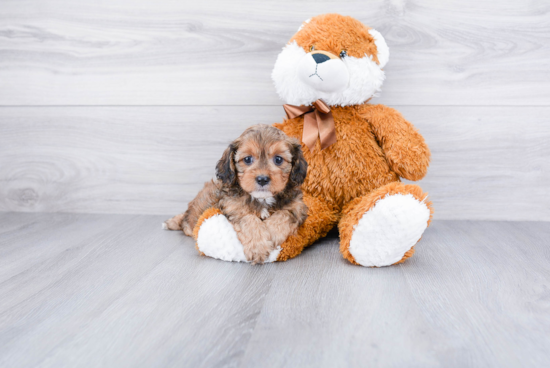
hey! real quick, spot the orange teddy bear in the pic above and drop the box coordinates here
[193,14,433,267]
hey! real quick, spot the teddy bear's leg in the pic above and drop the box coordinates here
[276,194,339,261]
[338,182,434,267]
[192,208,281,263]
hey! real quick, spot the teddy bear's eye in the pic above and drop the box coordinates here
[310,45,315,52]
[339,50,348,58]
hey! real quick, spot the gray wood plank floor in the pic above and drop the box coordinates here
[1,213,549,367]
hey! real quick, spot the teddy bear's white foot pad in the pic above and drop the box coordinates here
[196,214,280,263]
[349,194,430,267]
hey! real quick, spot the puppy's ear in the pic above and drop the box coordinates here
[290,140,308,186]
[216,142,237,185]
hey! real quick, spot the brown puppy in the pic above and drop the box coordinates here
[165,125,308,264]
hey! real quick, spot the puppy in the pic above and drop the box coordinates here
[164,124,308,264]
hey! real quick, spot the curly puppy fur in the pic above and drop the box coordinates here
[165,125,309,264]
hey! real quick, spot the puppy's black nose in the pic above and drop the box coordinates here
[312,53,330,64]
[256,176,270,186]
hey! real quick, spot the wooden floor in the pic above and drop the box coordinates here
[1,213,549,368]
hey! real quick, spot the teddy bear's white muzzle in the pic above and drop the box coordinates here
[297,53,349,93]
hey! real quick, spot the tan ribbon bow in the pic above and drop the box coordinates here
[283,99,336,151]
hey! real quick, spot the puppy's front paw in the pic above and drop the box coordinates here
[243,240,276,265]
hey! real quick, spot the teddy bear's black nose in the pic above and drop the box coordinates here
[256,176,271,186]
[312,53,330,64]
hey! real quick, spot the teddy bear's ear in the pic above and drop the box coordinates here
[368,29,390,68]
[297,18,311,32]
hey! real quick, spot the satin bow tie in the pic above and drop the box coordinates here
[283,99,336,151]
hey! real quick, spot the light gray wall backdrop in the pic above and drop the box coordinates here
[0,0,548,221]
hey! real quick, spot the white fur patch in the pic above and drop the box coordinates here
[297,54,349,93]
[348,194,430,267]
[196,214,280,263]
[264,197,276,206]
[368,29,390,68]
[162,222,168,230]
[260,207,270,219]
[267,246,282,262]
[251,191,273,200]
[272,41,385,106]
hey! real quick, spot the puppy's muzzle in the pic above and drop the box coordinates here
[256,176,270,187]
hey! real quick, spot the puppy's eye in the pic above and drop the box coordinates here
[339,50,348,58]
[274,156,284,165]
[243,156,253,165]
[310,45,315,52]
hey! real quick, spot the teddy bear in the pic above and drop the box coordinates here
[192,13,433,267]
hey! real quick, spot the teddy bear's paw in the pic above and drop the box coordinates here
[349,193,430,267]
[196,214,280,263]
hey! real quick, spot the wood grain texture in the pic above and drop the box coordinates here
[0,0,549,106]
[0,213,549,367]
[1,105,548,221]
[0,213,276,367]
[241,219,550,368]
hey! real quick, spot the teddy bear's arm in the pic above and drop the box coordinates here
[361,104,431,181]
